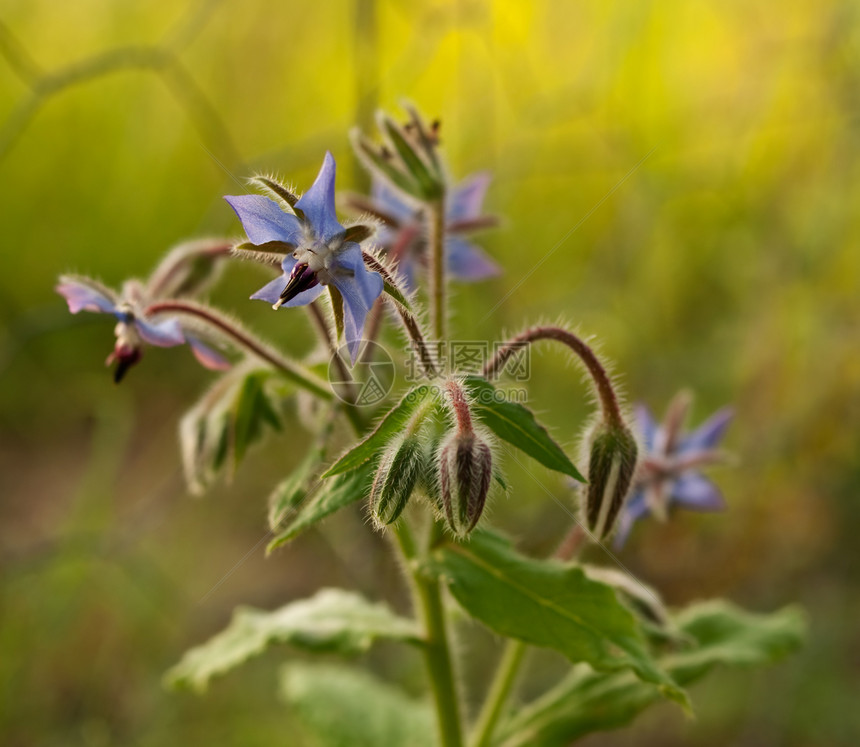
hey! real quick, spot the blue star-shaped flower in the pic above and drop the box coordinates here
[225,152,383,362]
[613,393,733,548]
[361,172,501,289]
[56,276,230,382]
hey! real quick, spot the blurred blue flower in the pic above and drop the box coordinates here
[225,152,383,362]
[351,172,501,289]
[56,276,230,382]
[614,392,733,548]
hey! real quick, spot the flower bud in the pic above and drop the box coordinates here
[584,422,638,540]
[439,431,493,537]
[370,433,423,527]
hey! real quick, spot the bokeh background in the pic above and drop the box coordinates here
[1,0,858,745]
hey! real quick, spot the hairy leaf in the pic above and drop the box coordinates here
[267,462,375,551]
[496,600,806,746]
[323,385,432,477]
[281,663,435,747]
[426,532,687,706]
[463,376,584,481]
[165,588,421,693]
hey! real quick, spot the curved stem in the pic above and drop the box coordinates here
[428,197,447,342]
[145,300,332,400]
[484,325,624,428]
[392,521,463,747]
[362,251,438,378]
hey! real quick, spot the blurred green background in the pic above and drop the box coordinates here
[1,0,858,745]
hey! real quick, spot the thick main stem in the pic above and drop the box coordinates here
[393,522,464,747]
[428,197,447,343]
[145,300,332,400]
[484,325,624,428]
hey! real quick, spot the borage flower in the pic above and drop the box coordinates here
[225,152,382,362]
[613,391,733,548]
[56,275,230,382]
[347,173,501,289]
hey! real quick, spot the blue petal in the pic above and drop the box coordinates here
[612,489,649,548]
[187,336,232,371]
[634,404,659,453]
[446,237,502,281]
[447,172,491,222]
[330,243,383,363]
[671,473,727,512]
[135,317,185,347]
[681,407,733,452]
[295,152,344,241]
[225,194,303,246]
[56,279,117,314]
[371,175,415,223]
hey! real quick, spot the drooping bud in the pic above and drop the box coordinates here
[438,431,493,537]
[584,421,639,540]
[370,432,423,527]
[106,319,143,383]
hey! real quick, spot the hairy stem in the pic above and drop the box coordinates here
[362,250,438,378]
[393,522,463,747]
[484,325,624,428]
[428,198,447,342]
[145,300,332,400]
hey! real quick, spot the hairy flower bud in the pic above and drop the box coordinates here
[370,433,423,527]
[584,422,639,540]
[439,431,493,537]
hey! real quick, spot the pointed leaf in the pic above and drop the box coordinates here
[165,588,422,693]
[323,385,432,477]
[496,601,806,747]
[463,376,585,481]
[281,663,435,747]
[267,462,375,551]
[426,531,687,707]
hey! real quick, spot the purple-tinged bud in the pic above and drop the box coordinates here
[439,431,493,537]
[106,320,143,383]
[273,262,319,309]
[370,433,423,527]
[106,340,142,383]
[584,422,639,540]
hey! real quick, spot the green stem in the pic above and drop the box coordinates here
[428,197,447,343]
[469,640,527,747]
[145,299,333,401]
[393,521,463,747]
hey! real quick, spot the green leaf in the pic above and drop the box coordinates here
[233,370,282,467]
[496,600,806,747]
[179,365,285,494]
[268,447,324,530]
[165,588,421,693]
[426,531,687,707]
[267,462,374,552]
[462,376,585,481]
[354,134,420,198]
[323,385,432,477]
[281,663,435,747]
[381,115,442,199]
